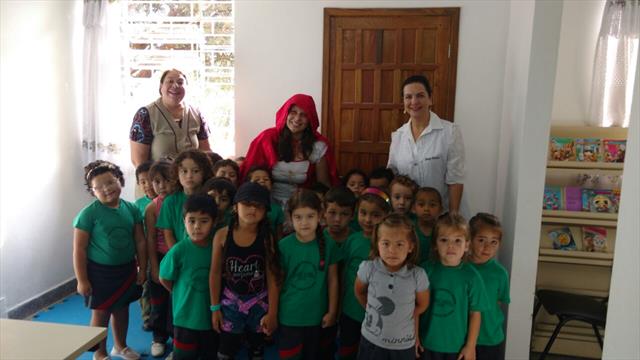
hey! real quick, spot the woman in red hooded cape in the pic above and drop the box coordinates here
[240,94,339,205]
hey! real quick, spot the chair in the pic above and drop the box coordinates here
[532,289,608,360]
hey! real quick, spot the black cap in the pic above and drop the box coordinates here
[233,182,271,210]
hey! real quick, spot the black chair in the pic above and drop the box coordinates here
[532,289,608,360]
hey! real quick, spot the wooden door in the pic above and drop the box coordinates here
[322,8,460,175]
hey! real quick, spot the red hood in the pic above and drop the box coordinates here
[275,93,320,133]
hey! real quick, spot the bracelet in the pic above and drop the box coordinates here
[210,304,221,312]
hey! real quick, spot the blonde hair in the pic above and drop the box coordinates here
[370,213,420,268]
[432,213,469,260]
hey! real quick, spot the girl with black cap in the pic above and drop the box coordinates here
[209,182,281,359]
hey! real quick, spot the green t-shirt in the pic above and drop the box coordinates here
[323,228,351,259]
[159,238,213,330]
[213,208,232,233]
[267,202,285,230]
[413,219,433,263]
[156,191,188,243]
[468,258,510,346]
[419,260,489,353]
[73,199,142,265]
[341,231,371,322]
[278,232,339,326]
[135,195,153,234]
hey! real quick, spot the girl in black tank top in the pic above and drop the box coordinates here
[209,182,281,359]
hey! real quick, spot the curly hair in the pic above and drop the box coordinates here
[83,160,125,195]
[370,213,420,268]
[172,149,214,191]
[390,175,418,194]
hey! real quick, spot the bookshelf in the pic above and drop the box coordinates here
[531,126,627,358]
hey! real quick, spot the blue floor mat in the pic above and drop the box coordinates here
[32,294,279,359]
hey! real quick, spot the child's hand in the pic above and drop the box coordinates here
[321,312,337,328]
[260,312,278,336]
[211,311,223,333]
[136,270,146,285]
[457,344,476,360]
[77,280,91,297]
[415,338,424,358]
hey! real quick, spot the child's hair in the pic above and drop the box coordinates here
[390,175,418,194]
[358,187,392,214]
[245,165,273,183]
[182,194,218,220]
[369,167,395,184]
[432,213,469,259]
[370,213,420,268]
[324,186,357,212]
[415,187,443,206]
[342,168,368,187]
[200,177,237,201]
[288,189,327,270]
[213,159,240,176]
[172,149,214,191]
[206,151,223,165]
[135,160,154,182]
[310,182,330,197]
[84,160,125,195]
[148,159,174,182]
[469,212,503,240]
[235,156,246,162]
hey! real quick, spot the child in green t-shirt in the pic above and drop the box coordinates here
[412,187,443,263]
[245,165,285,240]
[73,161,147,360]
[419,213,489,360]
[468,213,510,360]
[339,187,392,359]
[159,194,219,359]
[278,189,340,359]
[157,149,214,249]
[134,160,157,332]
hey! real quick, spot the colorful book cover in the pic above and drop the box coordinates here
[549,137,576,161]
[564,186,582,211]
[581,188,618,213]
[575,138,601,162]
[582,226,607,252]
[548,227,576,250]
[603,139,626,163]
[543,186,562,210]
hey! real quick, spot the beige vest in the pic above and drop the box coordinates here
[146,98,202,161]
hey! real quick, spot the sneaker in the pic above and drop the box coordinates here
[150,342,166,357]
[110,347,140,360]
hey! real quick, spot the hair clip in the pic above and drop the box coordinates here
[362,187,390,203]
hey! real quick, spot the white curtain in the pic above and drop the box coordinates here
[589,0,640,127]
[83,0,136,198]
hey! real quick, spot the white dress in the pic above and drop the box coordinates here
[271,141,328,206]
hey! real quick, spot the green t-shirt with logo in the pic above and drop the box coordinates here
[468,258,510,346]
[419,260,489,353]
[73,199,142,265]
[267,202,285,230]
[159,238,213,330]
[156,191,188,243]
[341,231,372,322]
[278,232,339,327]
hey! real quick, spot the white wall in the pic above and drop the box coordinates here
[0,0,89,313]
[551,0,605,125]
[235,0,511,216]
[497,1,564,358]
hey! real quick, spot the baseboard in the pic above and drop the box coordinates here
[7,278,77,319]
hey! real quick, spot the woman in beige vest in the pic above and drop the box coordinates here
[129,69,212,167]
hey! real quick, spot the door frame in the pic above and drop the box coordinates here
[321,7,460,146]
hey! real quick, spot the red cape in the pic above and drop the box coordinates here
[240,94,339,186]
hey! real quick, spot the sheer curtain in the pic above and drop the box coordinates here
[589,0,640,127]
[82,0,135,198]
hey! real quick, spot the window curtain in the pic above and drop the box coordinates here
[589,0,640,127]
[82,0,135,197]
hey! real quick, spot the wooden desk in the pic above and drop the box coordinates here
[0,319,107,360]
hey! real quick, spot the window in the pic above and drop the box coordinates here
[120,0,235,155]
